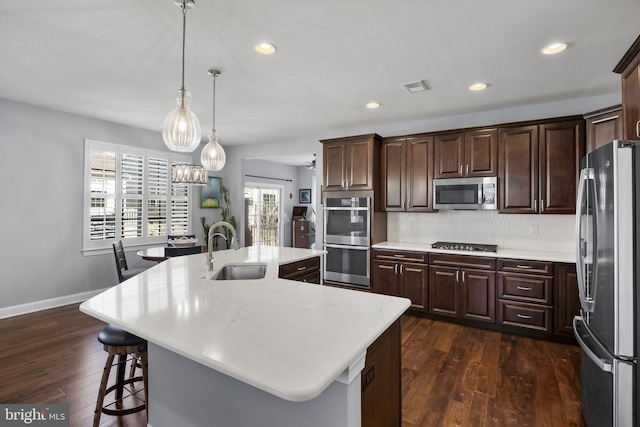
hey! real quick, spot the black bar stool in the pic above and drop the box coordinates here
[94,325,148,427]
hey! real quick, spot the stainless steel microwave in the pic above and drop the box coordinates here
[433,177,498,210]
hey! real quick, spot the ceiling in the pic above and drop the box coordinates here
[1,0,638,158]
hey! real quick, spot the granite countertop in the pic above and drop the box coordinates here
[80,246,410,402]
[372,241,575,263]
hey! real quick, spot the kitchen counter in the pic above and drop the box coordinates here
[80,246,410,427]
[372,241,575,263]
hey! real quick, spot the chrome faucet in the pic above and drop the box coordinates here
[206,221,240,272]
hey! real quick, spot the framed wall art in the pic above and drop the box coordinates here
[299,188,311,204]
[201,176,222,208]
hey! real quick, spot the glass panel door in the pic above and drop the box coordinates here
[244,185,282,247]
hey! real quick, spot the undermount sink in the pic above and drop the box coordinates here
[212,263,268,280]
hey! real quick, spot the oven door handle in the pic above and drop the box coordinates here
[324,244,371,250]
[323,207,371,211]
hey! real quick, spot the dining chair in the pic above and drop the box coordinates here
[113,240,149,283]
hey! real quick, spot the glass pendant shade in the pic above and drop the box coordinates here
[163,89,201,152]
[201,130,226,171]
[171,164,207,185]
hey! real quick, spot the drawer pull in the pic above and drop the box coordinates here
[516,265,532,269]
[516,313,532,319]
[297,266,307,271]
[516,286,532,291]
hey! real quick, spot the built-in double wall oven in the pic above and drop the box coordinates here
[323,195,371,288]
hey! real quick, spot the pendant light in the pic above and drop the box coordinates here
[163,0,201,153]
[200,69,227,171]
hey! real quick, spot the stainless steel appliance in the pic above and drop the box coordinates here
[433,176,497,210]
[431,241,498,252]
[323,195,373,287]
[574,140,639,427]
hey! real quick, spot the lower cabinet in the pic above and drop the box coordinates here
[554,263,580,336]
[371,250,428,313]
[278,257,320,283]
[428,254,496,323]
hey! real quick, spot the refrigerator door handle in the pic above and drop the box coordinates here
[573,316,613,373]
[575,168,596,313]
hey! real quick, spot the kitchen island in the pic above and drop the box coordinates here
[80,246,410,427]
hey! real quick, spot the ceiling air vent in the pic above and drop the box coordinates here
[402,80,429,93]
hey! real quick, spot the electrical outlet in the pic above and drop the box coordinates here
[529,225,539,236]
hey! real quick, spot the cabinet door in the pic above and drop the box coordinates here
[428,266,459,318]
[465,128,498,177]
[585,107,623,153]
[621,62,640,140]
[555,263,580,336]
[347,139,374,190]
[406,136,433,211]
[434,132,465,178]
[371,260,398,296]
[380,138,406,211]
[499,125,539,213]
[539,119,584,214]
[398,263,428,312]
[460,269,495,323]
[323,141,346,191]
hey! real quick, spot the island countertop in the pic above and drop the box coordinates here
[80,246,410,402]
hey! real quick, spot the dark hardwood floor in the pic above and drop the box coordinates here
[0,304,583,426]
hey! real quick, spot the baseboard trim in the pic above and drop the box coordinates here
[0,289,109,320]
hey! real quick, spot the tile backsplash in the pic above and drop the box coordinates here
[388,211,575,253]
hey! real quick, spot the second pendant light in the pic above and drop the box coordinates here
[200,69,227,171]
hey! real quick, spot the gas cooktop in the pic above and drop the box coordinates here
[431,241,498,253]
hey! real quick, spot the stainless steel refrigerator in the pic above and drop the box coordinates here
[574,140,639,427]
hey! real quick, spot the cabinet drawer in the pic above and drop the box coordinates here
[497,272,552,304]
[497,259,552,275]
[430,253,495,270]
[497,300,552,333]
[297,269,320,284]
[279,257,320,279]
[373,250,427,264]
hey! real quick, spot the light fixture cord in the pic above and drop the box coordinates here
[211,73,216,132]
[180,1,187,104]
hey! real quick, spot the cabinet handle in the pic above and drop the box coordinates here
[395,264,399,275]
[466,165,469,175]
[637,120,640,138]
[516,286,533,291]
[297,266,307,271]
[399,265,404,275]
[516,313,533,319]
[540,199,544,213]
[516,265,532,269]
[302,279,307,282]
[533,199,537,212]
[461,270,466,283]
[394,254,405,258]
[460,165,463,175]
[456,270,459,282]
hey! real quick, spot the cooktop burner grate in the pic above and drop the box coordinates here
[431,241,498,252]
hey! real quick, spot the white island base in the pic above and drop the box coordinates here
[148,342,365,427]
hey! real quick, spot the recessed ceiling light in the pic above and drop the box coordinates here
[469,83,487,91]
[542,42,567,55]
[255,43,276,55]
[366,102,381,109]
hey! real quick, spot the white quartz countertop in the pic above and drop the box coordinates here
[372,241,576,263]
[80,246,410,402]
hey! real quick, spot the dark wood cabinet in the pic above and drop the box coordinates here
[614,35,640,140]
[496,259,554,333]
[499,118,584,214]
[371,250,428,312]
[434,129,498,179]
[554,263,580,337]
[361,319,401,427]
[292,219,310,249]
[380,135,434,212]
[584,105,623,153]
[278,257,320,284]
[321,134,381,192]
[428,254,496,323]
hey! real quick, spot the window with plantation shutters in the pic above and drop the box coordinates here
[83,139,194,252]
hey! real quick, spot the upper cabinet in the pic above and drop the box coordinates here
[380,135,434,212]
[614,35,640,140]
[433,128,498,178]
[321,134,381,192]
[499,118,584,214]
[584,105,623,154]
